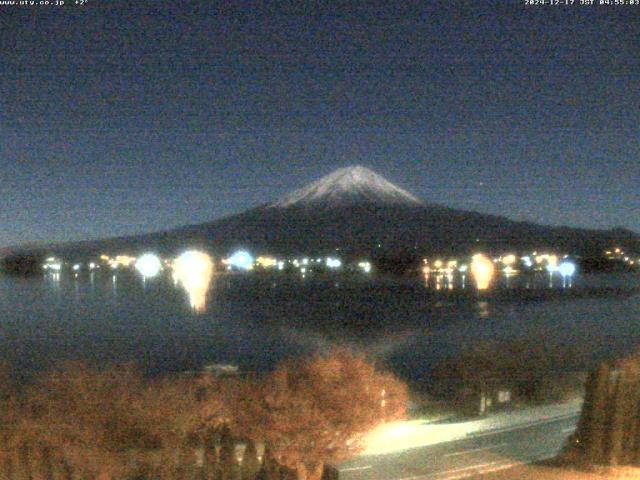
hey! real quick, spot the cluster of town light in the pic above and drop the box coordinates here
[605,247,638,267]
[42,257,62,271]
[44,250,375,278]
[237,254,371,276]
[45,251,215,312]
[422,251,578,291]
[44,247,586,299]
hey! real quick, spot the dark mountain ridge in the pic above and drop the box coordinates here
[2,166,638,260]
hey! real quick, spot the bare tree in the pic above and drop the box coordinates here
[229,348,408,480]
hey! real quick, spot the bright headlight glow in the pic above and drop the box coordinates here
[135,253,162,278]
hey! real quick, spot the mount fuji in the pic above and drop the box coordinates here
[10,166,639,259]
[270,166,423,209]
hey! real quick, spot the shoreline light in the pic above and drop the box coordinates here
[173,250,214,312]
[256,256,277,268]
[546,264,560,274]
[226,250,254,270]
[502,254,516,266]
[470,253,495,290]
[326,257,342,269]
[135,253,162,278]
[558,261,576,278]
[358,261,372,273]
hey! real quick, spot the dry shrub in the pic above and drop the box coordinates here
[3,362,218,479]
[431,339,585,404]
[226,347,408,480]
[0,349,408,480]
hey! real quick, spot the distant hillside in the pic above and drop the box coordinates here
[3,166,639,259]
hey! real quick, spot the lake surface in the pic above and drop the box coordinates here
[1,270,639,388]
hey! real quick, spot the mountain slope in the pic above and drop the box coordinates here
[270,166,423,208]
[6,166,639,259]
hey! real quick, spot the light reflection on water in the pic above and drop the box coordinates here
[2,271,640,382]
[172,251,215,313]
[423,269,580,291]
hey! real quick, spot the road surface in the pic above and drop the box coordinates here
[339,412,579,480]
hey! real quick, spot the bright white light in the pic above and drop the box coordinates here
[503,265,515,276]
[88,262,96,270]
[521,256,533,268]
[256,256,277,268]
[470,254,495,290]
[502,254,516,265]
[558,261,576,277]
[326,257,342,269]
[358,261,372,273]
[72,264,81,272]
[173,250,214,312]
[458,264,468,273]
[135,253,162,278]
[546,264,560,274]
[44,257,62,272]
[227,250,254,270]
[115,255,136,267]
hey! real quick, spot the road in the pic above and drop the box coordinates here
[339,412,579,480]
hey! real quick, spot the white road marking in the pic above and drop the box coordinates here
[561,427,576,433]
[340,465,372,472]
[444,443,507,458]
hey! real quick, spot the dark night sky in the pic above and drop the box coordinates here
[1,1,638,246]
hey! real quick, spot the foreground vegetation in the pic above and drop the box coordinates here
[0,349,407,480]
[429,339,586,410]
[561,351,640,468]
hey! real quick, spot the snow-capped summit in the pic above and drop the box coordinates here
[270,166,424,208]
